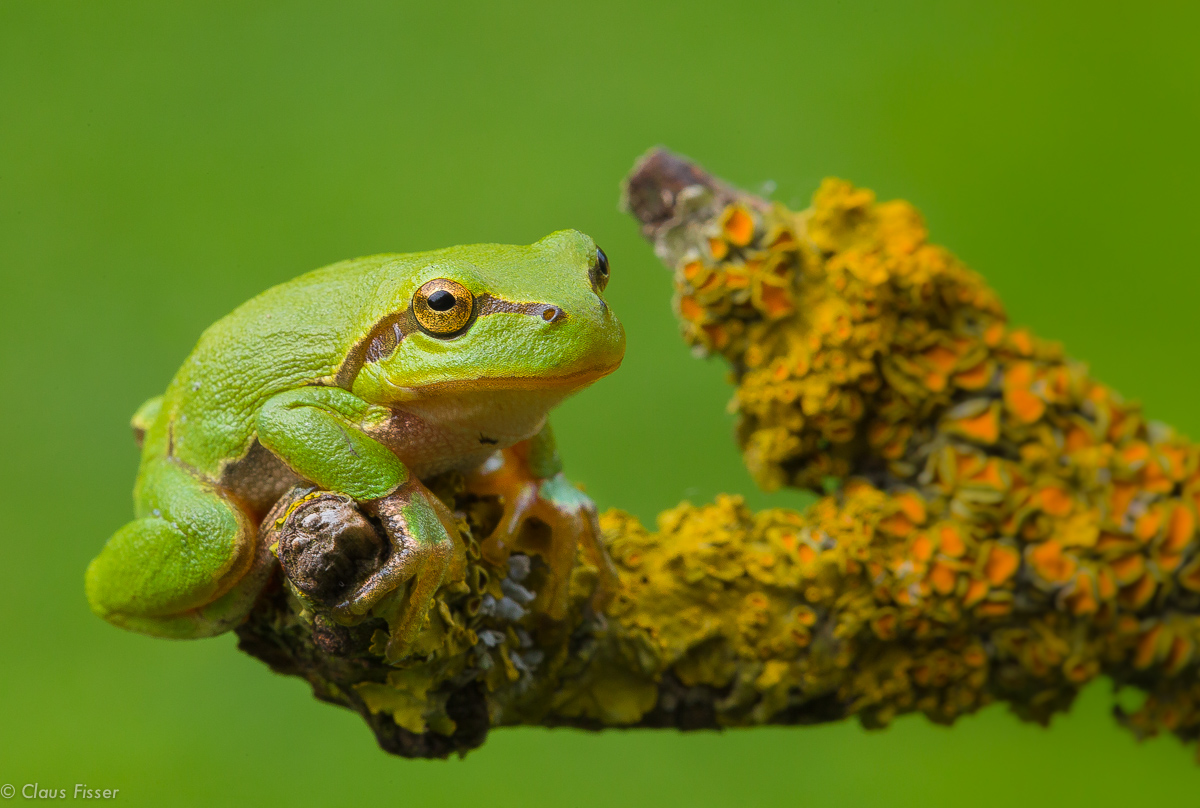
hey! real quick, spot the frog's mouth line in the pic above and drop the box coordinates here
[396,361,622,399]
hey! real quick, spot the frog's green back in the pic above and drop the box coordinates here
[140,254,397,477]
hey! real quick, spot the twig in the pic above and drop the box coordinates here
[234,148,1200,759]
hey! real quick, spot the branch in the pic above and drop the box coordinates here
[235,148,1200,760]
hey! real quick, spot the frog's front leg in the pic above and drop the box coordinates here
[467,423,617,619]
[344,480,464,660]
[257,386,464,656]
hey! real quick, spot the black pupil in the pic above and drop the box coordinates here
[596,247,609,276]
[427,290,456,311]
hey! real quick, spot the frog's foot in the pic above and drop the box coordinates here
[331,478,464,662]
[86,460,274,638]
[468,447,617,620]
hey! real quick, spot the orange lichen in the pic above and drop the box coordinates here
[1064,572,1098,615]
[1119,574,1157,610]
[984,544,1020,586]
[1110,554,1145,586]
[1027,540,1076,585]
[1039,487,1073,518]
[930,562,958,595]
[946,404,1000,445]
[1135,507,1163,543]
[963,579,989,607]
[1167,504,1195,553]
[938,524,966,557]
[721,205,756,246]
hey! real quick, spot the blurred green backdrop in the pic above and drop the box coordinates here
[3,1,1199,805]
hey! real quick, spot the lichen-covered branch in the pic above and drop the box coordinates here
[235,149,1200,759]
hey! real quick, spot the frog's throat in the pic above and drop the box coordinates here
[383,361,620,402]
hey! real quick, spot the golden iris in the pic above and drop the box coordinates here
[413,278,473,336]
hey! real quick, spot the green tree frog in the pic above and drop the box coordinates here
[86,230,625,657]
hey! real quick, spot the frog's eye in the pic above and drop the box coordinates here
[589,246,610,294]
[413,279,474,337]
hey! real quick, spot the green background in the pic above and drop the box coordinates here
[3,1,1199,804]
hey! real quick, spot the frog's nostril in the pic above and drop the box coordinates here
[541,305,565,323]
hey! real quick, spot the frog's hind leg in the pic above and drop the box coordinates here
[86,459,272,638]
[468,424,618,621]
